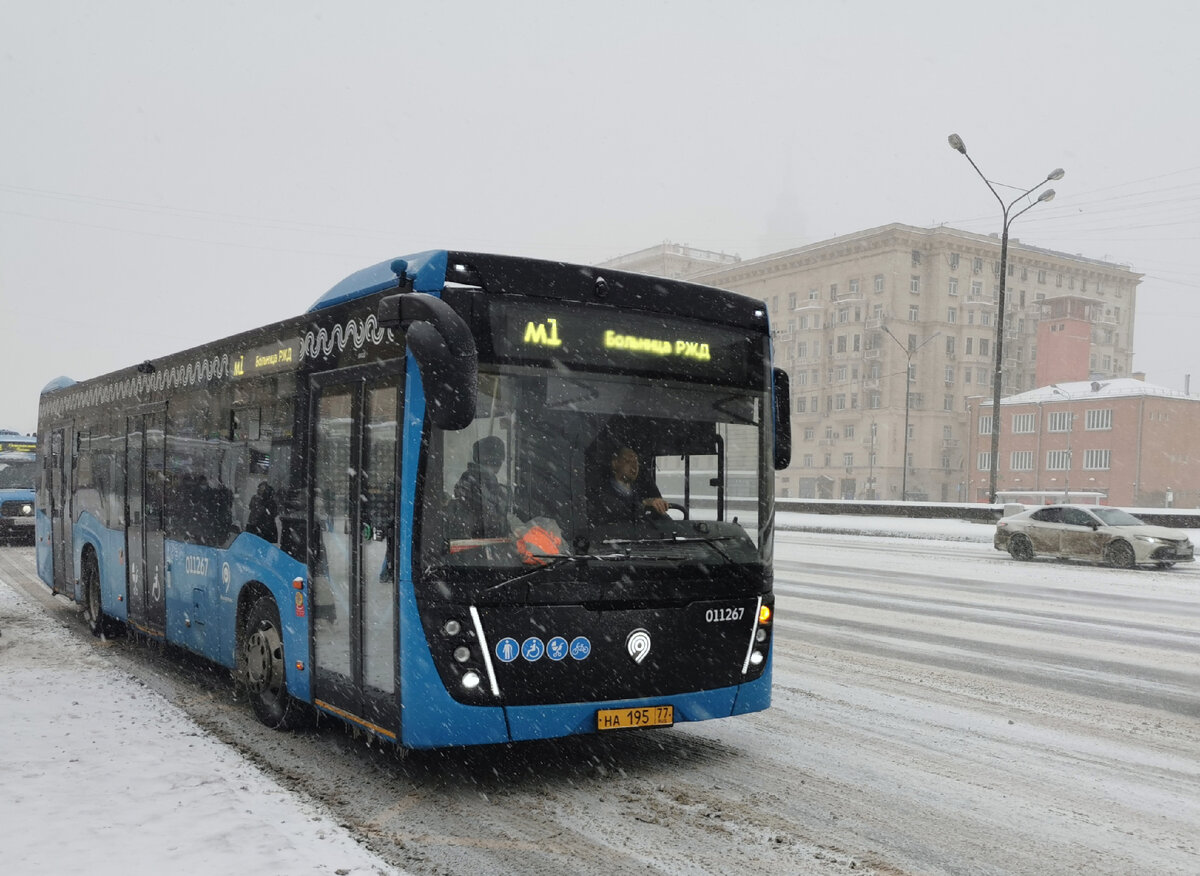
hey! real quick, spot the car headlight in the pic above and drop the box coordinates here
[1134,535,1162,544]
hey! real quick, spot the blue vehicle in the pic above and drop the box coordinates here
[36,252,789,748]
[0,430,37,545]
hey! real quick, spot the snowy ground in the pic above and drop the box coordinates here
[0,550,393,875]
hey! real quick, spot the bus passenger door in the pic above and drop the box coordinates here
[309,369,401,736]
[126,411,167,635]
[48,429,71,592]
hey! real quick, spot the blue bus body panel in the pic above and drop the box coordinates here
[396,347,509,748]
[308,250,449,312]
[35,510,52,586]
[73,511,129,619]
[62,513,312,702]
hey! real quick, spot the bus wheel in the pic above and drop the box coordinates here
[243,596,312,730]
[82,554,108,637]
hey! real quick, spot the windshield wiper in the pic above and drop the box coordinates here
[602,535,740,563]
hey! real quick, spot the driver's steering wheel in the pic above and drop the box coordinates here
[666,502,687,520]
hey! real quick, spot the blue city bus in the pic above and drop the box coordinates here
[1,430,37,545]
[36,251,790,748]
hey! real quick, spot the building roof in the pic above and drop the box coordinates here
[999,378,1194,406]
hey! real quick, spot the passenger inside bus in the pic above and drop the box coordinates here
[446,436,512,538]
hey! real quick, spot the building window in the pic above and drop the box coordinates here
[949,277,959,296]
[874,274,884,294]
[1083,449,1111,470]
[836,365,848,381]
[979,338,990,357]
[970,280,982,298]
[830,283,839,300]
[1046,450,1071,470]
[849,278,860,295]
[804,427,815,441]
[795,398,807,413]
[1012,413,1035,433]
[964,369,972,384]
[869,392,881,409]
[1047,411,1071,432]
[978,415,993,435]
[973,257,983,274]
[835,394,847,411]
[803,453,813,467]
[950,253,960,270]
[853,334,861,352]
[944,394,954,411]
[843,453,854,467]
[838,308,849,324]
[1086,408,1113,431]
[910,275,921,294]
[945,336,956,356]
[945,366,955,384]
[845,425,856,439]
[1038,270,1047,284]
[981,312,992,327]
[977,451,991,471]
[796,341,808,360]
[912,249,921,266]
[1011,450,1033,471]
[837,335,847,353]
[809,288,819,300]
[909,305,920,321]
[947,307,958,323]
[965,337,973,355]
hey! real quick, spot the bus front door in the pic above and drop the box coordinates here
[126,411,167,636]
[310,369,400,737]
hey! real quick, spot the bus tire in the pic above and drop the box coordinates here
[82,552,111,637]
[243,596,313,731]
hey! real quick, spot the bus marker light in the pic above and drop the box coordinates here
[759,605,772,624]
[755,628,767,643]
[453,646,471,663]
[295,661,304,671]
[292,577,304,589]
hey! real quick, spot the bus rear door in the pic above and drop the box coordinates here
[126,410,167,636]
[309,367,401,737]
[47,429,71,592]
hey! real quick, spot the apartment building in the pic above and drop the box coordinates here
[603,225,1142,502]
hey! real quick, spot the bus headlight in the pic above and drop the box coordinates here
[443,619,462,636]
[461,671,481,689]
[749,650,765,666]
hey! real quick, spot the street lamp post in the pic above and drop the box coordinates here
[948,133,1063,504]
[883,326,939,500]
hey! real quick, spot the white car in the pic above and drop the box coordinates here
[994,504,1194,569]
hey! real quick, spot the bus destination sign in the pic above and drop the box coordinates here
[493,302,761,385]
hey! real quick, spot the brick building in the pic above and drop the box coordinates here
[967,378,1200,507]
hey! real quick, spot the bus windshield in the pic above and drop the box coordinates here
[420,365,768,573]
[0,452,37,489]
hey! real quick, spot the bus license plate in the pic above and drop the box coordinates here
[596,705,674,731]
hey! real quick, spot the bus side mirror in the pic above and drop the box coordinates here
[379,292,478,430]
[772,367,791,471]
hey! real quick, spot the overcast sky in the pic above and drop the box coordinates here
[3,0,1198,433]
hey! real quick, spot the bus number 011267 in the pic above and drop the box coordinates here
[705,607,744,623]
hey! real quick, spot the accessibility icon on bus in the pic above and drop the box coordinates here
[569,636,592,660]
[546,636,568,661]
[495,637,520,663]
[521,637,545,662]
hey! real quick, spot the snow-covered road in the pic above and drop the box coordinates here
[2,519,1198,874]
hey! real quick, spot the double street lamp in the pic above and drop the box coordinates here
[948,133,1064,504]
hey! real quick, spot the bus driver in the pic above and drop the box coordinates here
[593,446,668,523]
